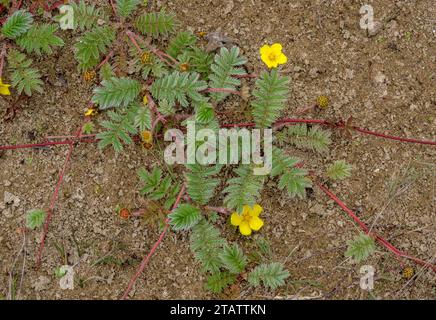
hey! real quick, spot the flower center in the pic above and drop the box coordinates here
[268,52,278,62]
[242,211,250,221]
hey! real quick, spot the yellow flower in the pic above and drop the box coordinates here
[197,31,207,38]
[141,130,153,144]
[230,204,264,236]
[141,52,152,65]
[84,107,98,117]
[141,130,153,149]
[316,95,329,109]
[83,70,96,82]
[260,43,287,69]
[179,62,190,72]
[0,78,11,96]
[402,267,414,280]
[143,95,148,105]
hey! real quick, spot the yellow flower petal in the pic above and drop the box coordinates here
[230,213,243,226]
[250,204,263,217]
[0,78,11,96]
[242,205,251,216]
[0,85,11,96]
[260,45,271,56]
[249,216,264,231]
[268,60,279,69]
[239,221,252,236]
[271,43,283,53]
[260,54,270,68]
[261,56,275,69]
[277,53,288,65]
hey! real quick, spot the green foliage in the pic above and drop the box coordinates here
[194,100,216,124]
[278,168,312,198]
[99,63,116,81]
[205,272,236,294]
[251,69,290,128]
[7,50,43,96]
[126,45,168,80]
[17,24,64,55]
[219,244,247,274]
[70,0,105,30]
[168,204,201,231]
[138,167,181,209]
[209,47,247,102]
[167,31,197,58]
[157,99,175,116]
[254,236,273,260]
[141,59,168,79]
[134,10,177,38]
[271,148,300,177]
[271,148,311,198]
[96,108,137,152]
[190,220,226,273]
[96,101,150,152]
[1,9,33,39]
[223,165,264,212]
[248,262,290,290]
[134,105,152,132]
[116,0,140,18]
[326,160,352,181]
[26,209,46,229]
[92,77,141,109]
[54,266,67,278]
[74,26,116,71]
[345,233,376,263]
[178,47,214,75]
[185,164,222,205]
[151,71,207,108]
[82,122,94,134]
[277,124,331,153]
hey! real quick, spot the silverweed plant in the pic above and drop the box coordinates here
[0,8,64,96]
[0,1,370,295]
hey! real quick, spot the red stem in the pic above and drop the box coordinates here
[0,43,7,79]
[35,123,85,268]
[121,185,186,300]
[97,51,114,70]
[125,30,177,67]
[125,30,142,53]
[109,0,117,15]
[352,127,436,145]
[315,181,436,273]
[2,117,435,151]
[223,118,436,146]
[47,0,66,11]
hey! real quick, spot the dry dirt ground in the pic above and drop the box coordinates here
[0,0,435,299]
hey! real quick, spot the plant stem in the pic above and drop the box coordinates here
[315,181,436,273]
[97,50,114,70]
[204,206,231,215]
[223,118,436,146]
[0,43,7,79]
[125,30,178,67]
[35,122,86,268]
[121,184,186,300]
[109,0,117,15]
